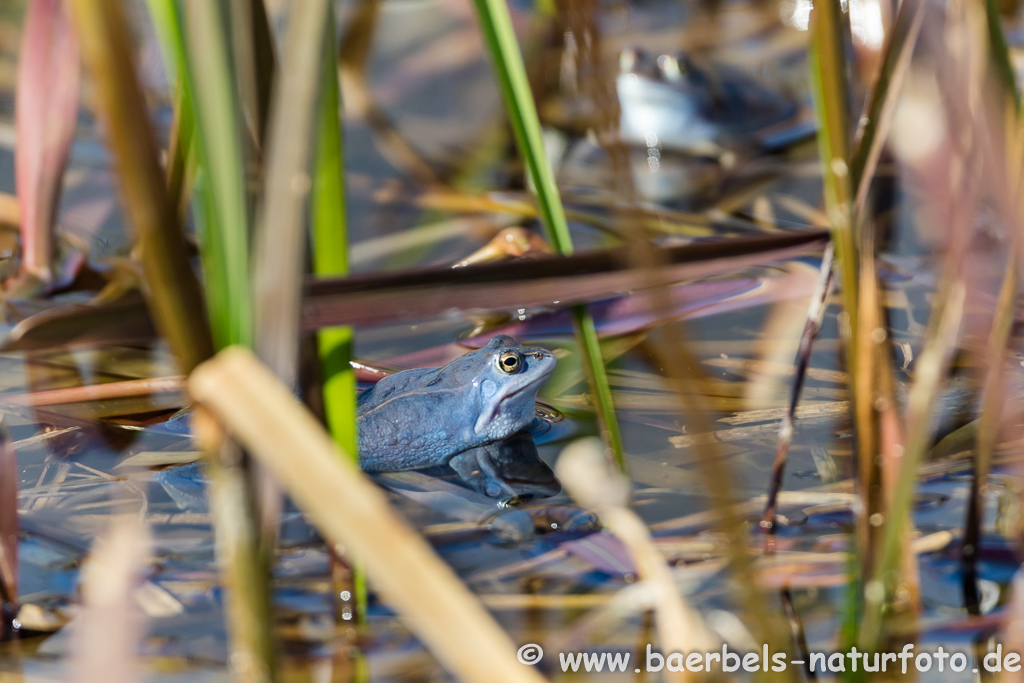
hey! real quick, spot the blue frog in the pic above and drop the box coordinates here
[357,335,560,499]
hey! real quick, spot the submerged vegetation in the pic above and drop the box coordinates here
[2,0,1024,680]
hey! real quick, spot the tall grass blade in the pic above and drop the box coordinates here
[762,243,835,538]
[312,1,366,632]
[197,411,277,683]
[809,1,857,338]
[313,11,357,462]
[470,0,626,468]
[570,307,626,468]
[165,84,195,225]
[15,0,80,287]
[144,0,250,349]
[142,0,193,218]
[469,0,570,252]
[850,0,925,210]
[808,0,885,597]
[250,0,331,614]
[963,257,1015,568]
[985,0,1019,109]
[182,0,252,349]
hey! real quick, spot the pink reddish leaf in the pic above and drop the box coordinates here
[15,0,81,284]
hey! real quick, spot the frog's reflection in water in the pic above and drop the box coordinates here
[424,430,560,501]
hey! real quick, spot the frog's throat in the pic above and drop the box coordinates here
[473,375,545,437]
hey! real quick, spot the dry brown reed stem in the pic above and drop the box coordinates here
[850,0,925,213]
[556,438,715,682]
[859,280,967,649]
[859,0,992,645]
[229,0,276,156]
[251,0,332,557]
[66,0,213,374]
[67,6,269,675]
[823,0,924,609]
[254,0,330,388]
[0,376,184,407]
[808,0,886,584]
[188,347,546,683]
[856,219,913,606]
[303,231,827,329]
[69,517,150,683]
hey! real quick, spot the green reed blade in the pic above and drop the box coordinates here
[165,83,195,223]
[471,0,625,470]
[311,3,367,625]
[313,13,357,461]
[184,1,252,349]
[146,0,251,350]
[470,0,572,254]
[570,307,626,471]
[849,0,924,209]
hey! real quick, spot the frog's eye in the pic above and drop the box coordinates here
[497,351,523,374]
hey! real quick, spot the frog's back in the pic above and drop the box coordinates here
[357,367,481,471]
[357,367,438,412]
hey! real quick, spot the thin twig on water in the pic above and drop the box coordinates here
[761,242,835,544]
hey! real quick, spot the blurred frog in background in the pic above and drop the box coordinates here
[555,47,812,203]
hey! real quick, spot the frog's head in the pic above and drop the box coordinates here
[460,335,555,442]
[619,48,703,87]
[616,48,721,150]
